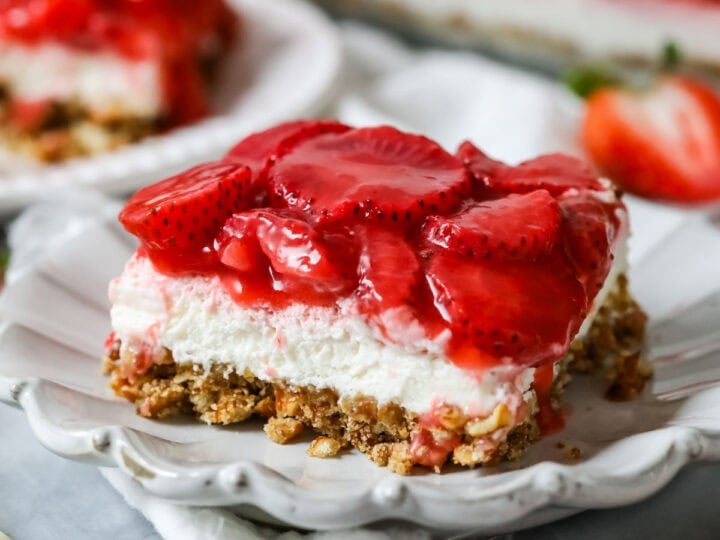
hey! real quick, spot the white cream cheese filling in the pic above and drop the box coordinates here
[0,41,163,118]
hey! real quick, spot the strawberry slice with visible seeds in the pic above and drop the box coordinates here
[426,252,587,368]
[582,75,720,203]
[457,141,602,196]
[269,126,470,225]
[356,226,420,309]
[224,120,350,206]
[423,190,561,261]
[119,162,252,270]
[217,209,349,292]
[559,191,622,299]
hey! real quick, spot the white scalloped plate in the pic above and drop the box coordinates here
[0,0,341,214]
[1,196,720,533]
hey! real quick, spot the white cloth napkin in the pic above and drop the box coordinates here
[94,21,689,540]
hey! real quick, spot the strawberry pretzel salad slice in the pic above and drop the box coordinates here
[104,121,648,474]
[0,0,238,162]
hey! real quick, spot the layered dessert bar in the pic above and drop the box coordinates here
[0,0,237,162]
[104,121,646,473]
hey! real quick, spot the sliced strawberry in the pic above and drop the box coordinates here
[225,120,350,176]
[215,213,266,273]
[492,154,603,195]
[269,126,470,225]
[582,76,720,203]
[356,226,420,309]
[223,120,350,206]
[119,162,252,270]
[559,190,622,300]
[458,141,602,196]
[425,252,587,368]
[217,209,350,292]
[455,141,508,195]
[423,190,561,261]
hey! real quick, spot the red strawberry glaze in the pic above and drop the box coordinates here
[0,0,238,125]
[534,363,565,435]
[5,98,53,132]
[410,427,462,469]
[103,331,117,354]
[119,123,625,376]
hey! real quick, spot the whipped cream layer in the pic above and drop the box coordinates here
[109,231,628,417]
[0,41,163,118]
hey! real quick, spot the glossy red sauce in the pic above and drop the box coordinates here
[534,363,566,435]
[0,0,238,125]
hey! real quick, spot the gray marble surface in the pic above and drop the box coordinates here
[2,402,720,540]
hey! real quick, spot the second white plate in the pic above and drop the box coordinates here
[0,0,342,214]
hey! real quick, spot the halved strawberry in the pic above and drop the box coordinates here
[426,252,587,368]
[356,226,420,310]
[217,209,350,292]
[119,162,252,270]
[582,76,720,203]
[423,190,561,261]
[457,141,602,196]
[269,126,471,225]
[559,191,622,300]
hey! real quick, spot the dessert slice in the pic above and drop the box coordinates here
[0,0,237,162]
[104,121,646,473]
[316,0,720,76]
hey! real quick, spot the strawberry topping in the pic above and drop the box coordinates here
[425,252,587,368]
[356,226,420,309]
[0,0,238,127]
[217,209,350,294]
[458,141,602,196]
[491,154,604,195]
[119,122,624,372]
[559,190,621,300]
[423,190,561,261]
[224,120,350,204]
[456,141,508,192]
[225,120,350,172]
[119,162,252,272]
[269,126,471,225]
